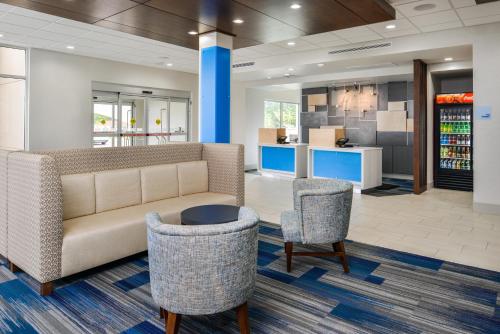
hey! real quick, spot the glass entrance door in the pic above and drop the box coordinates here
[169,99,189,142]
[120,95,146,147]
[147,98,169,145]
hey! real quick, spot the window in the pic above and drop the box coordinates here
[0,46,26,150]
[264,101,299,137]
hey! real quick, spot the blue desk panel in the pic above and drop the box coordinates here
[313,150,361,182]
[262,146,295,173]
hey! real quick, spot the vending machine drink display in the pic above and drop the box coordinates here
[434,93,473,191]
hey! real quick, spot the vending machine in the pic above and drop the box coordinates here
[434,93,473,191]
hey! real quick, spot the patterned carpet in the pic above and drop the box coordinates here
[0,222,499,334]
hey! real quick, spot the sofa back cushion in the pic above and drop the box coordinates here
[95,168,141,213]
[141,164,179,204]
[61,173,96,220]
[177,161,209,196]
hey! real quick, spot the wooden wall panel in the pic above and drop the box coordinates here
[413,59,428,194]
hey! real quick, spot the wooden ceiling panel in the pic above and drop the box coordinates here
[0,0,101,23]
[0,0,395,50]
[104,5,215,49]
[146,0,304,44]
[28,0,140,20]
[234,0,368,34]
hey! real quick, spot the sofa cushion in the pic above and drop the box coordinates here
[61,173,96,220]
[177,161,208,196]
[95,168,141,213]
[141,164,178,203]
[62,192,236,277]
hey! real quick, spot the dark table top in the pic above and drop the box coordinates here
[180,205,240,226]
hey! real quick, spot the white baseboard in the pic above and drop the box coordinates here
[473,202,500,215]
[245,164,257,171]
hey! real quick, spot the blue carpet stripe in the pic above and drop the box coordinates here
[0,222,498,333]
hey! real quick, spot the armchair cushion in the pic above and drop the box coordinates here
[177,161,209,196]
[61,173,95,220]
[140,164,178,203]
[280,210,301,242]
[95,168,142,213]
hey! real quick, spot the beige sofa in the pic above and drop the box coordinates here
[0,143,244,295]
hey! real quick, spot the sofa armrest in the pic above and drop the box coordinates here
[202,144,245,206]
[7,152,63,283]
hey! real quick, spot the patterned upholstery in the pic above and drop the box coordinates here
[202,144,245,206]
[5,143,245,284]
[7,153,63,283]
[0,150,11,258]
[146,207,259,315]
[281,179,353,244]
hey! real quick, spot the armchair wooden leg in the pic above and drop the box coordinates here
[235,302,250,334]
[166,312,182,334]
[9,261,21,273]
[285,242,293,273]
[40,282,53,296]
[160,307,165,319]
[333,241,349,273]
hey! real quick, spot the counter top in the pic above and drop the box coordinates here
[258,143,308,148]
[308,146,383,153]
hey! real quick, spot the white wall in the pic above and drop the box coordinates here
[242,87,301,169]
[28,49,198,151]
[472,25,500,213]
[0,78,25,150]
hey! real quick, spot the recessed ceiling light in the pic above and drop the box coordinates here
[284,73,290,77]
[414,3,436,11]
[385,24,396,30]
[0,34,3,38]
[288,67,294,71]
[267,76,272,79]
[290,4,301,9]
[233,18,244,24]
[66,45,75,50]
[444,57,454,61]
[188,31,198,35]
[166,63,173,67]
[287,41,296,46]
[317,63,325,67]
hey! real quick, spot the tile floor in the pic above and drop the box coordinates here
[245,173,500,272]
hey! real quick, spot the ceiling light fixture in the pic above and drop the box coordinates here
[385,24,396,29]
[284,73,290,77]
[317,63,325,67]
[66,45,75,50]
[290,4,301,9]
[414,3,436,11]
[166,63,173,67]
[288,67,294,71]
[233,18,244,24]
[188,31,198,35]
[0,34,3,38]
[444,57,454,61]
[267,76,272,79]
[287,41,296,46]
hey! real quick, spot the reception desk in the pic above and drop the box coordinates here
[258,143,308,178]
[308,146,382,190]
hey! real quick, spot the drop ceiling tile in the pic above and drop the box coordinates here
[244,44,289,56]
[301,31,346,44]
[233,48,268,59]
[319,39,351,48]
[457,1,500,19]
[419,20,463,32]
[0,32,25,43]
[380,26,421,38]
[11,6,60,22]
[41,23,89,37]
[333,26,383,44]
[28,30,78,43]
[345,35,384,43]
[275,38,318,51]
[0,22,36,35]
[395,0,452,17]
[410,10,461,27]
[1,13,52,29]
[450,0,476,8]
[17,36,59,48]
[462,14,500,26]
[369,18,417,33]
[0,3,14,13]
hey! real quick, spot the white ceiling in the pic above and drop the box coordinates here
[0,1,498,79]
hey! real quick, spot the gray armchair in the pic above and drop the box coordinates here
[280,179,353,273]
[146,207,259,334]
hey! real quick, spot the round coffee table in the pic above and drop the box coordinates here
[180,205,240,225]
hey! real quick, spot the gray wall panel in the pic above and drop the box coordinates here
[388,81,407,102]
[377,83,388,111]
[393,145,413,175]
[382,145,393,173]
[376,131,407,146]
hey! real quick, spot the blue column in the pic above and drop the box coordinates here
[199,32,232,143]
